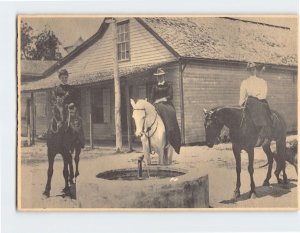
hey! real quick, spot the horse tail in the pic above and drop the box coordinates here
[271,110,287,133]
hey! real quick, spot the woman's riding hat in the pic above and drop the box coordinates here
[58,69,69,77]
[153,68,166,76]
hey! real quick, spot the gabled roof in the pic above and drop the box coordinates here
[22,17,297,92]
[21,60,57,76]
[140,17,297,66]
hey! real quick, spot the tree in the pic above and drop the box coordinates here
[21,21,35,59]
[20,22,62,61]
[33,25,62,60]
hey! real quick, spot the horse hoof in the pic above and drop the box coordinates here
[75,172,80,177]
[263,181,270,186]
[62,187,70,195]
[43,190,50,198]
[233,191,240,200]
[277,178,283,184]
[249,192,257,199]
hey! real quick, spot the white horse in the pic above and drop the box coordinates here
[130,99,174,165]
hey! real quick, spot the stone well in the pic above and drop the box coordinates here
[77,165,209,208]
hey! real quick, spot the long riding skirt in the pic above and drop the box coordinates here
[246,96,272,137]
[154,101,181,154]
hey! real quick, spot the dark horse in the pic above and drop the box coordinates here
[203,106,287,199]
[43,102,82,198]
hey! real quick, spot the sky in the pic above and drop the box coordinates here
[22,17,103,46]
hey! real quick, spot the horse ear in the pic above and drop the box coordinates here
[145,98,148,102]
[203,108,208,115]
[130,99,135,108]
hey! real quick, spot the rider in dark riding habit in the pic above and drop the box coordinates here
[52,69,85,149]
[150,68,181,154]
[239,62,272,147]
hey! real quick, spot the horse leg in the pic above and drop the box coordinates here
[274,139,287,184]
[163,145,169,165]
[167,146,174,165]
[67,151,75,184]
[74,147,81,178]
[43,148,55,197]
[247,148,257,199]
[62,156,70,195]
[232,144,241,199]
[262,143,273,186]
[141,136,151,165]
[158,146,164,165]
[274,162,282,184]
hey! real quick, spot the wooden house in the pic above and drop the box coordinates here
[21,17,297,145]
[21,60,56,137]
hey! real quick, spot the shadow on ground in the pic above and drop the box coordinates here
[220,180,297,204]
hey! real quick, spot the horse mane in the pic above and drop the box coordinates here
[135,99,156,111]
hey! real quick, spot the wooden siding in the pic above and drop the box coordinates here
[183,62,297,144]
[262,71,297,131]
[43,18,175,85]
[81,85,115,141]
[21,91,49,137]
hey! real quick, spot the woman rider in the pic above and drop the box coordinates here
[239,62,272,147]
[150,68,181,154]
[52,69,85,149]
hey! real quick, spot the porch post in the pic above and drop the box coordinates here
[26,98,31,145]
[112,19,123,152]
[179,61,186,144]
[125,83,133,152]
[30,92,35,145]
[89,91,94,149]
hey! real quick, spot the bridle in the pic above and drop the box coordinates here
[204,110,222,143]
[132,108,158,138]
[133,107,158,154]
[50,103,73,134]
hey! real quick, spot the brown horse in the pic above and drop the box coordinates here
[203,106,287,200]
[43,103,82,198]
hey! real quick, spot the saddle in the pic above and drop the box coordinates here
[240,107,277,130]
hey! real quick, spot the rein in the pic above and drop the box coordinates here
[50,104,71,134]
[133,107,159,154]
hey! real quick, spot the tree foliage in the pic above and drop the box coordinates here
[20,22,62,60]
[21,21,35,59]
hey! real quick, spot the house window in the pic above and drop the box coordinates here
[91,88,111,123]
[117,21,130,61]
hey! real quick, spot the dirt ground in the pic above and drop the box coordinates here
[19,135,298,210]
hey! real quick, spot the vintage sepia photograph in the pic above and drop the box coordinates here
[17,15,298,210]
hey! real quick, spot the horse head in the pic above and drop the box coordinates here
[203,108,224,148]
[130,98,155,137]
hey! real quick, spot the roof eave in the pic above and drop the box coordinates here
[179,56,298,71]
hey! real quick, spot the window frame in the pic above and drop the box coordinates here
[117,20,130,62]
